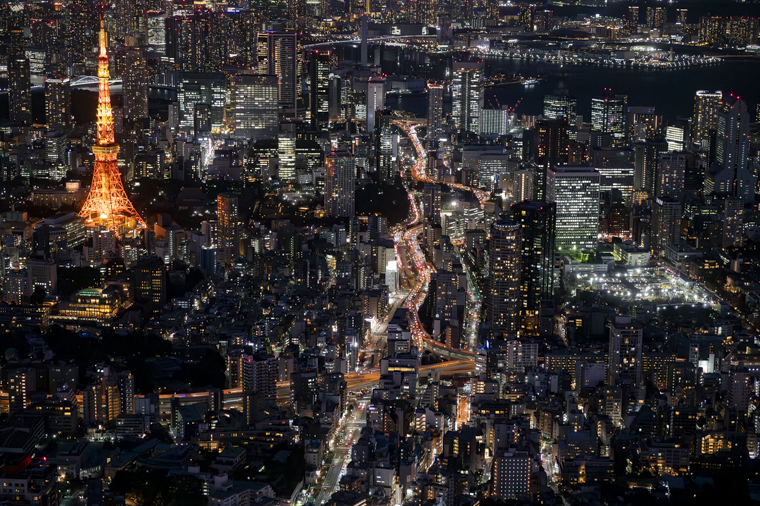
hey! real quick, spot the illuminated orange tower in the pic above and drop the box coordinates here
[79,4,145,234]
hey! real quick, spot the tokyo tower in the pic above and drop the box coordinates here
[78,6,145,234]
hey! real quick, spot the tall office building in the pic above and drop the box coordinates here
[481,108,509,136]
[428,83,444,138]
[656,153,686,199]
[324,151,356,218]
[367,77,386,133]
[486,220,522,336]
[511,201,555,335]
[692,90,722,146]
[267,32,299,115]
[547,167,601,252]
[8,28,32,125]
[652,197,681,256]
[591,147,635,204]
[123,48,149,122]
[533,119,569,201]
[543,94,577,124]
[452,59,484,135]
[591,90,627,139]
[278,123,297,180]
[217,193,240,265]
[45,55,71,130]
[177,72,226,130]
[375,109,395,182]
[310,50,330,131]
[233,72,279,139]
[607,315,643,386]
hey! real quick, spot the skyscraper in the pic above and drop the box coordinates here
[8,28,32,125]
[217,193,240,265]
[535,119,570,169]
[310,50,330,131]
[652,197,681,256]
[656,153,686,199]
[511,201,555,336]
[123,47,149,122]
[692,90,722,146]
[268,33,299,116]
[233,72,279,139]
[543,94,577,124]
[177,72,226,131]
[325,151,356,218]
[45,53,71,131]
[591,90,627,139]
[374,109,395,182]
[423,183,441,224]
[646,6,667,28]
[535,119,569,196]
[452,59,484,135]
[367,77,386,133]
[547,167,600,252]
[428,83,444,138]
[486,220,522,337]
[704,97,755,201]
[607,315,643,386]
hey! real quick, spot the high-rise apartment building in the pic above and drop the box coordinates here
[692,90,722,146]
[233,72,279,139]
[8,28,32,125]
[723,197,744,248]
[123,48,149,122]
[134,256,167,306]
[511,201,555,335]
[608,315,643,386]
[324,151,356,218]
[656,153,686,199]
[310,50,330,131]
[217,193,240,265]
[704,98,755,201]
[647,6,667,28]
[45,56,71,130]
[452,59,484,135]
[547,167,600,252]
[423,183,442,224]
[428,83,444,138]
[535,118,569,169]
[486,220,522,336]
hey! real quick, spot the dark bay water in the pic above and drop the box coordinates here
[388,58,760,124]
